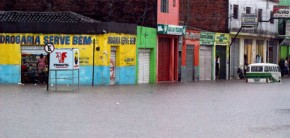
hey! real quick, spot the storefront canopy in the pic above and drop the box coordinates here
[280,39,290,46]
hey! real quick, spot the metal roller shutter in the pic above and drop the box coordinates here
[138,49,150,83]
[110,47,116,85]
[200,46,212,80]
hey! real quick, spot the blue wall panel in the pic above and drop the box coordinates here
[94,66,110,86]
[0,65,20,84]
[49,66,93,85]
[115,66,136,85]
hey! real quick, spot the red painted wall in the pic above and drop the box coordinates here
[157,0,179,25]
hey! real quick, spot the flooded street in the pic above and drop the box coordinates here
[1,79,290,138]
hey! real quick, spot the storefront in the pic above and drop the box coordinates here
[136,26,157,84]
[95,33,137,85]
[199,32,215,81]
[0,11,138,85]
[157,24,185,82]
[215,33,230,80]
[181,29,200,82]
[0,33,94,84]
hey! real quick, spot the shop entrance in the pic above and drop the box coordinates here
[21,46,48,84]
[216,45,227,79]
[200,45,212,80]
[110,47,116,85]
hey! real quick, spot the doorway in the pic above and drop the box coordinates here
[21,46,48,84]
[216,45,227,79]
[110,47,116,85]
[200,45,213,80]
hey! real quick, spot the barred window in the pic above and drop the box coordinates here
[270,11,274,24]
[161,0,169,13]
[258,9,262,22]
[233,5,239,19]
[246,7,251,14]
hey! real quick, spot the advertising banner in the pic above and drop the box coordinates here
[50,48,79,70]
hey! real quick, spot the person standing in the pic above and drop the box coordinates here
[216,56,220,79]
[285,57,289,76]
[37,54,47,84]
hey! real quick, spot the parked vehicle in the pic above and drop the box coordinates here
[245,63,281,83]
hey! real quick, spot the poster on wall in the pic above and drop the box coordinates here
[50,48,80,70]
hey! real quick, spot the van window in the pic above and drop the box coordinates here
[264,66,269,72]
[251,66,263,72]
[275,66,279,72]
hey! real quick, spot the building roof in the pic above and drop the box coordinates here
[0,11,99,23]
[0,11,136,34]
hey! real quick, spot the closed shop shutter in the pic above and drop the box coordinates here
[185,46,194,81]
[21,46,47,55]
[200,46,212,80]
[138,49,150,83]
[110,47,116,85]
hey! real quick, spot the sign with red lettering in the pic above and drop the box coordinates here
[50,49,79,70]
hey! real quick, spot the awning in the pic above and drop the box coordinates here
[280,39,290,46]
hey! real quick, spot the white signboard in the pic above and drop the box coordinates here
[50,48,79,70]
[273,6,290,18]
[241,14,258,27]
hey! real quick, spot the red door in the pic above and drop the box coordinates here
[158,38,170,81]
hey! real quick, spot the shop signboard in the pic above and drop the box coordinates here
[241,14,258,27]
[184,30,200,40]
[200,32,215,45]
[273,5,290,18]
[50,48,79,70]
[215,33,230,45]
[157,24,186,35]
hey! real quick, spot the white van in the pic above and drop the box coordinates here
[245,63,281,83]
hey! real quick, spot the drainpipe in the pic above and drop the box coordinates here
[92,39,95,86]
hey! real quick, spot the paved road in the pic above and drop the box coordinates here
[1,78,290,138]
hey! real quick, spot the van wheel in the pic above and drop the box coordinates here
[266,78,269,83]
[246,79,248,83]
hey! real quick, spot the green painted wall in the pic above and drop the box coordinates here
[280,46,290,60]
[136,26,157,83]
[280,0,290,6]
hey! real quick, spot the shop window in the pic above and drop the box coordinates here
[233,5,239,19]
[161,0,169,13]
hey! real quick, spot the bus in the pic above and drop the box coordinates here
[245,63,281,83]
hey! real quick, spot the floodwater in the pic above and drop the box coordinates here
[1,78,290,138]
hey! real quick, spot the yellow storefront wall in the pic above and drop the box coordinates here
[96,33,136,67]
[0,33,95,65]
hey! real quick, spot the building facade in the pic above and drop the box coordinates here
[228,0,280,79]
[180,0,229,80]
[157,0,185,82]
[0,11,137,85]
